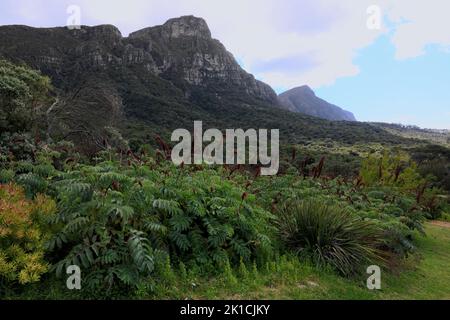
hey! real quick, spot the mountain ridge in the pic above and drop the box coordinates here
[278,85,356,121]
[0,16,355,122]
[0,16,278,104]
[0,16,404,154]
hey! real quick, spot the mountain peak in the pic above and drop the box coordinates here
[278,86,356,121]
[163,15,211,39]
[289,85,316,97]
[88,24,122,37]
[130,15,211,40]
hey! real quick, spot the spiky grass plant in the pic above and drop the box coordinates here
[275,199,383,276]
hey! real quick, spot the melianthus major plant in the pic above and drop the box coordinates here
[10,158,275,292]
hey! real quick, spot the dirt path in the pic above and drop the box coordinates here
[429,220,450,229]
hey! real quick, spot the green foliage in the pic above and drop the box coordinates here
[360,152,446,219]
[275,199,383,276]
[0,169,14,183]
[0,60,52,133]
[0,132,37,165]
[151,168,275,267]
[0,57,449,300]
[5,158,275,294]
[360,152,424,191]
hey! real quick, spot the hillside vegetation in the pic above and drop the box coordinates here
[0,20,416,155]
[1,45,449,300]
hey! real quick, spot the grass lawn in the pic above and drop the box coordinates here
[378,223,450,299]
[155,223,450,300]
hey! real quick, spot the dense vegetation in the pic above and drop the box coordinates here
[1,61,449,299]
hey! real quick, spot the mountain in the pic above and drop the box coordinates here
[0,16,276,102]
[278,86,356,121]
[0,16,404,154]
[128,16,277,103]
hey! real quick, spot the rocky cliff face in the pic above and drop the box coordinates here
[127,16,276,101]
[0,16,277,104]
[278,86,356,121]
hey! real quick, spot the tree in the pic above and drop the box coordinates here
[0,60,52,134]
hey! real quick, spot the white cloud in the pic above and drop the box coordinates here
[186,0,387,89]
[385,0,450,60]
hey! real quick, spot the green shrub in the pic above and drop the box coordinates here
[367,190,385,200]
[441,212,450,222]
[39,162,274,293]
[275,200,383,276]
[0,169,14,183]
[0,59,52,133]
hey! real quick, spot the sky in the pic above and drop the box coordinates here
[0,0,449,129]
